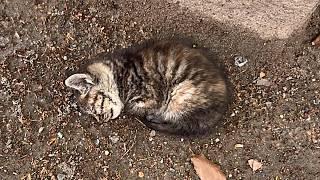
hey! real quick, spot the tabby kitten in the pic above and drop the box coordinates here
[65,39,229,135]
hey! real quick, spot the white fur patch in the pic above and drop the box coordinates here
[87,63,124,119]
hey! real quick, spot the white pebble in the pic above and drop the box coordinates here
[234,56,248,67]
[38,127,44,134]
[149,130,156,137]
[109,135,119,144]
[57,132,63,139]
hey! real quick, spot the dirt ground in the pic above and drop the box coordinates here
[1,0,320,179]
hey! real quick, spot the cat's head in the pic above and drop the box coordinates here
[65,62,123,121]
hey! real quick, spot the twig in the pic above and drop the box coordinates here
[120,130,137,159]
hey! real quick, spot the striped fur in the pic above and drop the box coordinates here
[65,40,229,135]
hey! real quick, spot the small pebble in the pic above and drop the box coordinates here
[234,56,248,67]
[280,115,284,119]
[57,132,63,139]
[57,174,66,180]
[109,135,119,144]
[256,78,271,86]
[14,32,20,39]
[38,127,45,134]
[265,102,272,108]
[234,144,244,148]
[5,139,12,148]
[149,130,156,137]
[259,72,266,78]
[138,171,144,178]
[104,150,110,156]
[0,36,10,47]
[215,138,220,143]
[95,139,100,145]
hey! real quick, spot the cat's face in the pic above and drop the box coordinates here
[65,63,123,121]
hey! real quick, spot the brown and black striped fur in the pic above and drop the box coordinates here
[65,39,230,135]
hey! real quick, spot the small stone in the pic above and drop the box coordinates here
[215,138,220,143]
[1,77,8,84]
[234,144,244,148]
[259,72,266,78]
[57,132,63,139]
[149,130,156,137]
[265,102,272,108]
[5,139,12,148]
[248,159,262,172]
[38,127,44,134]
[256,78,271,86]
[234,56,248,67]
[95,139,100,145]
[104,150,110,156]
[63,56,67,60]
[109,135,119,144]
[313,99,319,105]
[138,171,144,178]
[14,32,20,39]
[280,115,284,119]
[57,173,66,180]
[0,36,10,47]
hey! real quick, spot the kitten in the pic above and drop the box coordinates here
[65,39,230,135]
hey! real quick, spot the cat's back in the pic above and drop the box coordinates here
[136,40,223,85]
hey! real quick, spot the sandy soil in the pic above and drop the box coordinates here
[1,0,319,179]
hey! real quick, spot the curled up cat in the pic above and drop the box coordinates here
[65,39,230,136]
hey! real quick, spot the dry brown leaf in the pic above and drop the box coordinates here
[191,154,226,180]
[248,159,262,172]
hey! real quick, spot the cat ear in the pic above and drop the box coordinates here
[65,73,95,95]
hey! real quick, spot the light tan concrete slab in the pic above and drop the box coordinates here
[169,0,320,39]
